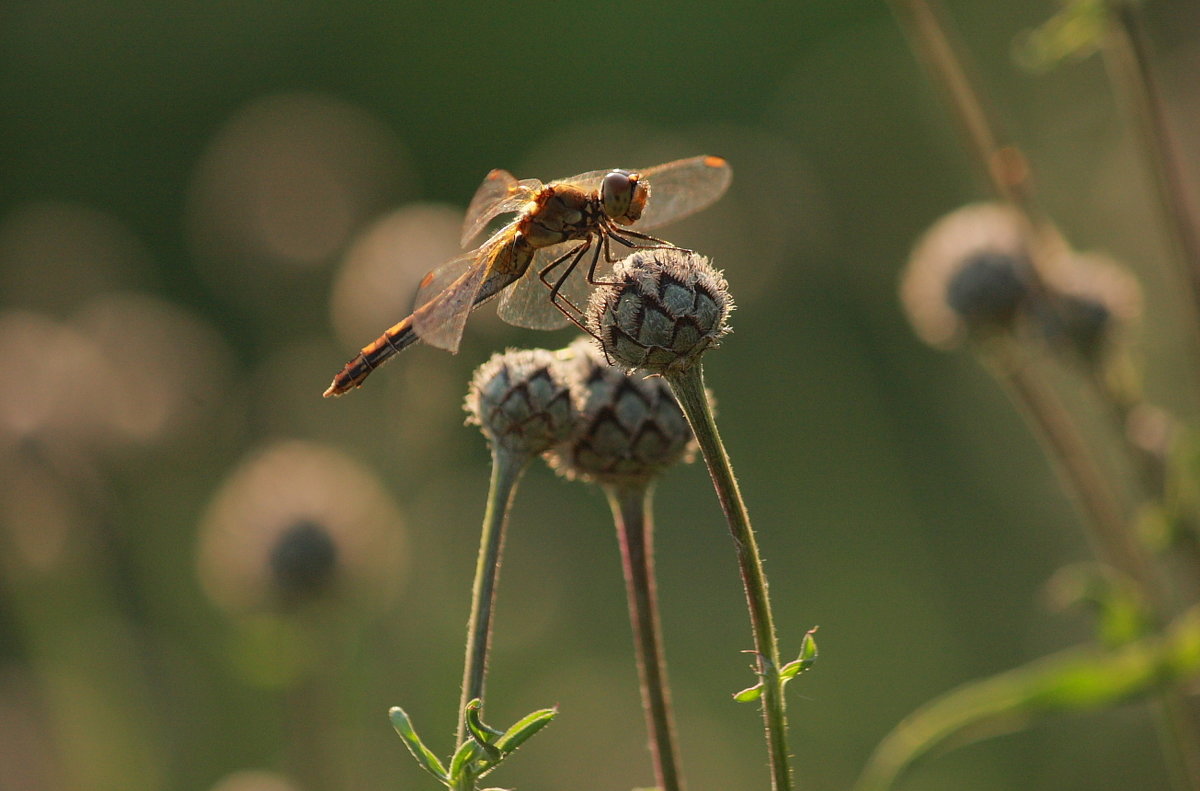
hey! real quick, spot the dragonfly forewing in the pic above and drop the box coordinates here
[632,155,732,231]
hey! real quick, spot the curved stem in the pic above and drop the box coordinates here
[1101,1,1200,355]
[456,447,527,747]
[605,482,686,791]
[665,364,793,791]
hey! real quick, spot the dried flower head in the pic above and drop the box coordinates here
[900,203,1035,349]
[546,337,696,486]
[587,248,733,375]
[464,348,578,457]
[196,440,406,613]
[1038,251,1142,363]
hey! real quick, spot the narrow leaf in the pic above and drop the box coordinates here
[465,701,505,758]
[733,683,764,702]
[471,706,556,776]
[388,706,449,784]
[853,606,1200,791]
[780,630,818,684]
[448,738,480,782]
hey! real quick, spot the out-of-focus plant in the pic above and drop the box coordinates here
[864,1,1200,789]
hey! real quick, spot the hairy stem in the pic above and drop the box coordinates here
[457,448,526,747]
[606,482,686,791]
[665,364,793,791]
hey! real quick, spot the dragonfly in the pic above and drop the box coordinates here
[323,154,732,397]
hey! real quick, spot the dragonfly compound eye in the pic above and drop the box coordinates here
[602,170,647,225]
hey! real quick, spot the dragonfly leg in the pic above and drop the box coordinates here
[610,226,681,250]
[587,225,691,286]
[537,240,595,334]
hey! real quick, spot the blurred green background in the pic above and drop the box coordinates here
[2,1,1199,789]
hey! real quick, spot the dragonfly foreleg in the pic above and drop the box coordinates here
[537,239,598,335]
[588,226,691,286]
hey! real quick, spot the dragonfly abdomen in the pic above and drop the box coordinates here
[323,317,419,397]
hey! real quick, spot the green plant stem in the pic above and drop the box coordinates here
[456,447,527,749]
[1101,1,1200,353]
[664,363,793,791]
[986,342,1200,790]
[605,482,686,791]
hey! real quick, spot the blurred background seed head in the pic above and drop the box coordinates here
[900,202,1036,349]
[196,440,407,614]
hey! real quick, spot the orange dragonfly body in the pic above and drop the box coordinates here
[324,155,731,397]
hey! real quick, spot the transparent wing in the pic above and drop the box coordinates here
[496,238,615,331]
[410,239,501,352]
[632,155,733,231]
[496,241,577,331]
[461,169,541,248]
[551,168,611,191]
[412,250,474,313]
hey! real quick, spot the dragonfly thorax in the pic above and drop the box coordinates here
[519,184,607,249]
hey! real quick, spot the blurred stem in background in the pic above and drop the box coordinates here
[888,0,1200,786]
[987,340,1200,790]
[1101,0,1200,350]
[886,0,1036,215]
[0,450,163,791]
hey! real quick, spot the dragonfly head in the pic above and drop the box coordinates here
[601,170,649,225]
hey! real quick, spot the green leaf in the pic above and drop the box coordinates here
[736,628,819,701]
[853,606,1200,791]
[463,700,503,761]
[781,627,819,682]
[389,706,449,785]
[449,738,483,783]
[1012,0,1107,73]
[1045,563,1148,646]
[472,707,557,777]
[733,683,764,702]
[494,707,557,755]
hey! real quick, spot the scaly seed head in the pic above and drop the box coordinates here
[546,337,696,486]
[587,248,733,375]
[465,348,578,456]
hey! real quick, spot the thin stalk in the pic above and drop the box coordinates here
[887,0,1035,216]
[605,482,686,791]
[988,344,1160,601]
[1102,1,1200,352]
[886,0,1066,320]
[986,341,1200,790]
[456,447,527,748]
[664,364,793,791]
